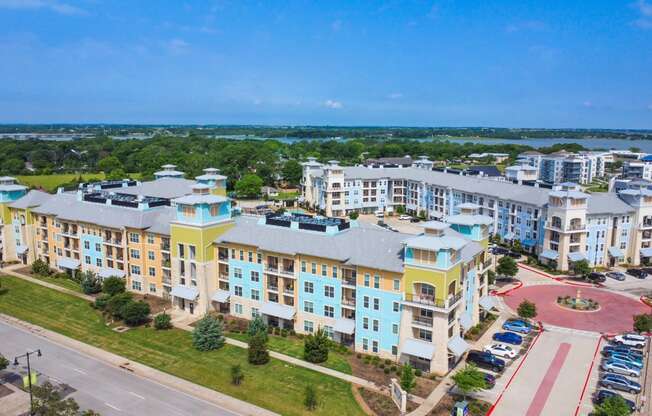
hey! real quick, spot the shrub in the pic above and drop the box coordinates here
[0,353,8,371]
[231,364,244,385]
[53,272,69,280]
[102,276,126,297]
[634,314,652,333]
[80,271,102,295]
[390,365,397,372]
[106,292,133,320]
[384,359,392,365]
[348,211,359,220]
[399,364,416,393]
[517,299,537,320]
[304,328,329,363]
[384,367,390,374]
[304,385,318,411]
[248,331,270,365]
[281,329,288,337]
[357,353,362,359]
[247,316,268,340]
[192,316,225,351]
[123,301,151,326]
[31,259,50,276]
[93,293,111,310]
[414,369,422,377]
[154,313,172,330]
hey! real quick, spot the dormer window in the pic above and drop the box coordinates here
[210,204,219,216]
[181,205,196,217]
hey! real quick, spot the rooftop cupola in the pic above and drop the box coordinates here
[0,176,27,203]
[172,184,231,225]
[419,220,450,237]
[445,204,492,242]
[195,167,227,196]
[154,164,185,179]
[457,202,481,215]
[548,182,589,209]
[403,232,467,270]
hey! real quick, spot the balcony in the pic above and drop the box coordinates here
[545,221,586,233]
[412,315,434,327]
[162,259,171,268]
[219,273,229,281]
[160,243,171,252]
[283,287,294,296]
[342,298,356,308]
[342,276,356,287]
[104,239,123,246]
[279,268,295,278]
[267,284,279,292]
[403,291,463,310]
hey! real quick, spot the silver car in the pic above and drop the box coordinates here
[602,360,641,378]
[606,272,626,281]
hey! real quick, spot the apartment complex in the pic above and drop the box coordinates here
[515,150,611,185]
[301,159,652,272]
[623,155,652,181]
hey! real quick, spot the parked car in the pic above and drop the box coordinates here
[479,372,496,389]
[502,320,532,334]
[626,269,648,279]
[641,267,652,275]
[484,343,517,359]
[491,247,510,255]
[605,271,626,281]
[600,374,642,394]
[410,218,421,223]
[467,350,505,372]
[603,345,644,360]
[613,333,647,349]
[506,251,521,258]
[602,360,641,377]
[593,390,636,411]
[398,214,412,221]
[492,332,523,345]
[587,272,606,283]
[374,210,384,218]
[609,353,643,368]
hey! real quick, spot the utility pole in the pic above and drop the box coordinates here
[14,349,42,415]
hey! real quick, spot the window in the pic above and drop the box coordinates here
[234,268,243,279]
[132,280,142,291]
[147,234,155,244]
[149,283,156,293]
[304,301,314,313]
[129,233,139,243]
[251,289,260,301]
[393,279,400,291]
[234,286,243,296]
[363,317,369,329]
[304,281,314,293]
[304,321,314,333]
[324,305,334,317]
[324,285,334,298]
[372,340,378,353]
[393,301,400,312]
[149,267,156,277]
[321,264,327,276]
[252,307,259,317]
[234,303,243,314]
[248,251,253,262]
[84,256,91,264]
[130,249,140,259]
[239,250,244,261]
[363,296,369,308]
[178,244,185,258]
[130,265,141,275]
[373,298,380,311]
[251,271,260,282]
[392,345,398,356]
[84,241,90,250]
[301,261,307,272]
[364,273,370,287]
[392,323,398,334]
[418,328,432,342]
[324,325,334,339]
[372,319,379,332]
[189,245,196,260]
[362,338,369,351]
[181,205,196,218]
[257,253,262,264]
[332,266,338,278]
[96,258,102,267]
[148,251,155,260]
[373,274,380,289]
[311,263,317,274]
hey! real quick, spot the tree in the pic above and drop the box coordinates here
[154,313,172,330]
[80,271,102,295]
[304,328,329,363]
[123,301,151,326]
[248,331,270,365]
[517,299,537,320]
[192,316,225,351]
[94,293,110,310]
[593,395,632,416]
[572,260,591,278]
[633,314,652,333]
[31,259,50,276]
[0,353,8,371]
[281,160,303,185]
[496,256,518,278]
[247,315,268,340]
[97,155,123,173]
[235,174,263,198]
[512,239,522,253]
[106,168,127,181]
[231,364,244,385]
[451,364,487,400]
[105,292,133,320]
[304,385,318,411]
[399,364,416,393]
[348,211,359,220]
[395,205,406,215]
[487,270,496,285]
[102,276,125,296]
[32,381,98,416]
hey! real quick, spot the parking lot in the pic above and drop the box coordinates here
[356,213,423,234]
[601,267,652,298]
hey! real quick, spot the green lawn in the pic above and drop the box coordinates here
[0,277,364,416]
[227,331,352,374]
[27,273,83,293]
[17,173,143,192]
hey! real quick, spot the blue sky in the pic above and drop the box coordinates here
[1,0,651,128]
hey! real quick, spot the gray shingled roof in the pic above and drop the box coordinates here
[8,190,52,209]
[586,193,635,215]
[118,177,196,199]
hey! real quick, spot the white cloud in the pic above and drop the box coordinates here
[387,92,403,99]
[324,100,343,109]
[331,19,342,32]
[0,0,86,15]
[633,0,652,28]
[505,20,546,33]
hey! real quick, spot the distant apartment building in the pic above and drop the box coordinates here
[623,155,652,181]
[504,163,538,183]
[515,150,610,185]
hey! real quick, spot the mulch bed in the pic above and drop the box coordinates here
[133,293,169,314]
[428,394,491,416]
[0,383,14,399]
[464,313,498,342]
[358,388,418,416]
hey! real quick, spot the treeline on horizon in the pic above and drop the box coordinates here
[0,134,591,190]
[1,125,651,140]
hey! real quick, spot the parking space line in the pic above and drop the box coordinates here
[525,342,571,416]
[573,336,603,416]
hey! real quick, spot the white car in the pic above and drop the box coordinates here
[399,214,412,221]
[484,343,517,359]
[613,333,646,349]
[375,210,384,218]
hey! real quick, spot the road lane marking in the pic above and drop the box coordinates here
[72,368,87,375]
[128,391,145,400]
[104,403,121,412]
[525,342,572,416]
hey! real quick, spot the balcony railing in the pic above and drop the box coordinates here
[279,268,295,277]
[268,284,279,292]
[104,239,123,246]
[160,243,171,251]
[342,298,356,307]
[283,288,294,295]
[412,316,434,327]
[546,221,586,232]
[342,276,356,286]
[404,291,463,310]
[162,260,171,268]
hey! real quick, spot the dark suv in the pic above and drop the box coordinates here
[587,272,606,283]
[627,268,648,279]
[466,350,505,372]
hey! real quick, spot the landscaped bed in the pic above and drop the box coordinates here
[428,394,491,416]
[464,313,498,342]
[358,387,418,416]
[0,276,365,416]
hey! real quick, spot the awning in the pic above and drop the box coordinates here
[608,247,624,258]
[540,249,559,260]
[98,267,125,279]
[641,247,652,257]
[479,295,498,311]
[261,302,295,320]
[57,257,80,269]
[334,318,355,335]
[448,335,470,358]
[402,338,435,360]
[522,239,537,247]
[459,312,474,331]
[16,245,28,255]
[503,232,515,240]
[170,285,199,301]
[211,290,230,303]
[568,252,587,262]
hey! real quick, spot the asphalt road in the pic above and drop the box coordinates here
[0,321,238,416]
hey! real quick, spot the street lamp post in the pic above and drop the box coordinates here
[14,349,42,416]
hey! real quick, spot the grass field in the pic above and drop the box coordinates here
[16,173,143,192]
[0,277,364,416]
[227,331,352,374]
[28,273,83,293]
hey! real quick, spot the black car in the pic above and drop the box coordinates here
[587,272,606,283]
[467,350,505,372]
[491,247,510,255]
[642,267,652,275]
[627,268,648,279]
[410,218,421,223]
[593,390,636,411]
[506,251,521,258]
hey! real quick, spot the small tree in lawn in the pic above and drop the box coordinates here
[304,328,329,363]
[231,364,244,385]
[248,331,270,365]
[106,292,133,320]
[572,259,591,279]
[399,364,416,393]
[452,364,487,400]
[633,313,652,333]
[348,211,359,220]
[80,271,102,295]
[102,276,126,296]
[31,259,50,276]
[247,315,268,340]
[0,353,8,371]
[123,300,151,326]
[192,316,225,351]
[496,256,518,279]
[304,385,318,411]
[593,395,632,416]
[517,299,537,321]
[154,313,172,330]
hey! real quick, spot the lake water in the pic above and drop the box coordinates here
[441,137,652,152]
